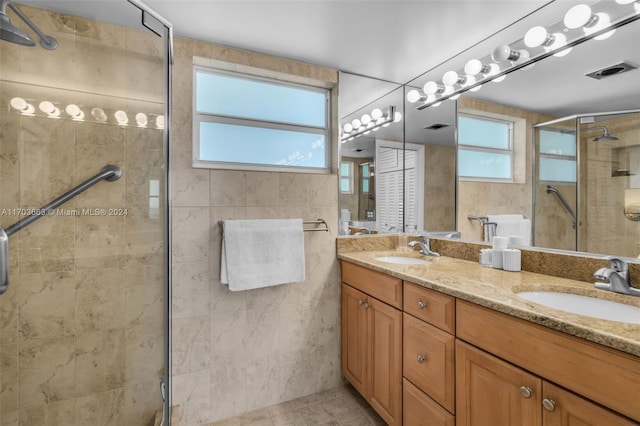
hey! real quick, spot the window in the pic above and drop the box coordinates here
[458,114,513,181]
[538,129,577,183]
[340,161,353,194]
[361,163,370,193]
[193,67,330,172]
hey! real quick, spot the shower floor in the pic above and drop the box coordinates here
[207,383,386,425]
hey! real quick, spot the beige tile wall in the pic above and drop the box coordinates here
[0,5,165,425]
[170,38,341,424]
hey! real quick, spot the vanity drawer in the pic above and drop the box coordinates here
[404,281,455,333]
[403,313,455,413]
[403,378,454,426]
[341,261,402,309]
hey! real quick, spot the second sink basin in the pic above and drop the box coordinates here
[374,256,429,265]
[517,291,640,324]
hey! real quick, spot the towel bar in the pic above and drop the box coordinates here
[468,215,488,224]
[217,218,329,232]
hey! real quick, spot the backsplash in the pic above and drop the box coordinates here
[337,235,640,287]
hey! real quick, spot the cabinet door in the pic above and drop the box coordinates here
[456,340,541,426]
[368,296,403,426]
[341,283,368,397]
[542,382,637,426]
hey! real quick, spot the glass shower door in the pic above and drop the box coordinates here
[0,2,169,424]
[533,118,578,251]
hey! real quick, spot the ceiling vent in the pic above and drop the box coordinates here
[424,123,450,130]
[585,62,638,80]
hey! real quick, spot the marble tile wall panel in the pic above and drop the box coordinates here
[170,36,340,425]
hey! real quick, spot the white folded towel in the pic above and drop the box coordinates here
[220,219,305,291]
[487,214,524,222]
[494,218,531,246]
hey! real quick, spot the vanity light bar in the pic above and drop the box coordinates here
[412,0,640,110]
[7,96,165,129]
[340,105,401,143]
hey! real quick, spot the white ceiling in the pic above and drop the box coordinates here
[21,0,553,85]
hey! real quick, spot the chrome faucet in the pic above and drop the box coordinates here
[594,257,640,296]
[408,238,440,257]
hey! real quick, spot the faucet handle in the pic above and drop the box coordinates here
[605,256,628,272]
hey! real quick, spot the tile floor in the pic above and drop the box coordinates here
[207,383,387,425]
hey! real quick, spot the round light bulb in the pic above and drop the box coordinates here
[114,110,128,125]
[443,85,454,96]
[406,89,422,103]
[524,26,549,48]
[491,45,516,63]
[486,63,500,76]
[553,46,573,58]
[135,112,148,127]
[155,115,165,129]
[343,123,353,133]
[514,49,531,66]
[361,113,371,125]
[65,104,83,120]
[564,4,592,29]
[450,94,461,100]
[464,59,483,76]
[615,0,635,4]
[371,108,383,120]
[10,97,27,111]
[351,118,361,129]
[423,81,441,95]
[393,111,402,123]
[432,101,442,108]
[38,101,55,114]
[470,84,482,92]
[584,13,615,40]
[463,75,477,88]
[91,107,107,122]
[442,70,460,86]
[493,74,507,83]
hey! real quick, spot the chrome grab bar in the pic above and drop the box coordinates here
[0,165,122,296]
[545,185,577,230]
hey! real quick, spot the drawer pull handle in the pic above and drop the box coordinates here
[363,302,370,309]
[417,300,426,309]
[542,399,556,411]
[417,354,426,363]
[519,386,532,398]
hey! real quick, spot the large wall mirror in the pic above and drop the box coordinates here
[339,1,640,260]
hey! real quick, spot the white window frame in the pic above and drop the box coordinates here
[192,66,331,173]
[538,129,577,184]
[458,113,514,183]
[340,161,354,194]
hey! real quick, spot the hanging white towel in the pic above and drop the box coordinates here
[491,217,532,246]
[220,219,305,291]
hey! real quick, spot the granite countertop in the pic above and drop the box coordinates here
[337,250,640,357]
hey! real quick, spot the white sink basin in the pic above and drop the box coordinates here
[374,256,429,265]
[517,291,640,324]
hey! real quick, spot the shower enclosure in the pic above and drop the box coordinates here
[0,1,171,424]
[533,109,640,258]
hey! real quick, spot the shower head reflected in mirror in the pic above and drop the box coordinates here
[582,125,619,141]
[0,0,57,50]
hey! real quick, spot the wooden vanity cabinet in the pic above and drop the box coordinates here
[341,262,403,426]
[456,301,639,425]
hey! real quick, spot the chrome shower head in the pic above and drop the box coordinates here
[0,0,57,49]
[583,125,619,142]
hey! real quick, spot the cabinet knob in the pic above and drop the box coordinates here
[417,300,427,309]
[417,354,426,363]
[363,302,370,309]
[358,299,364,306]
[542,399,556,411]
[519,386,532,398]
